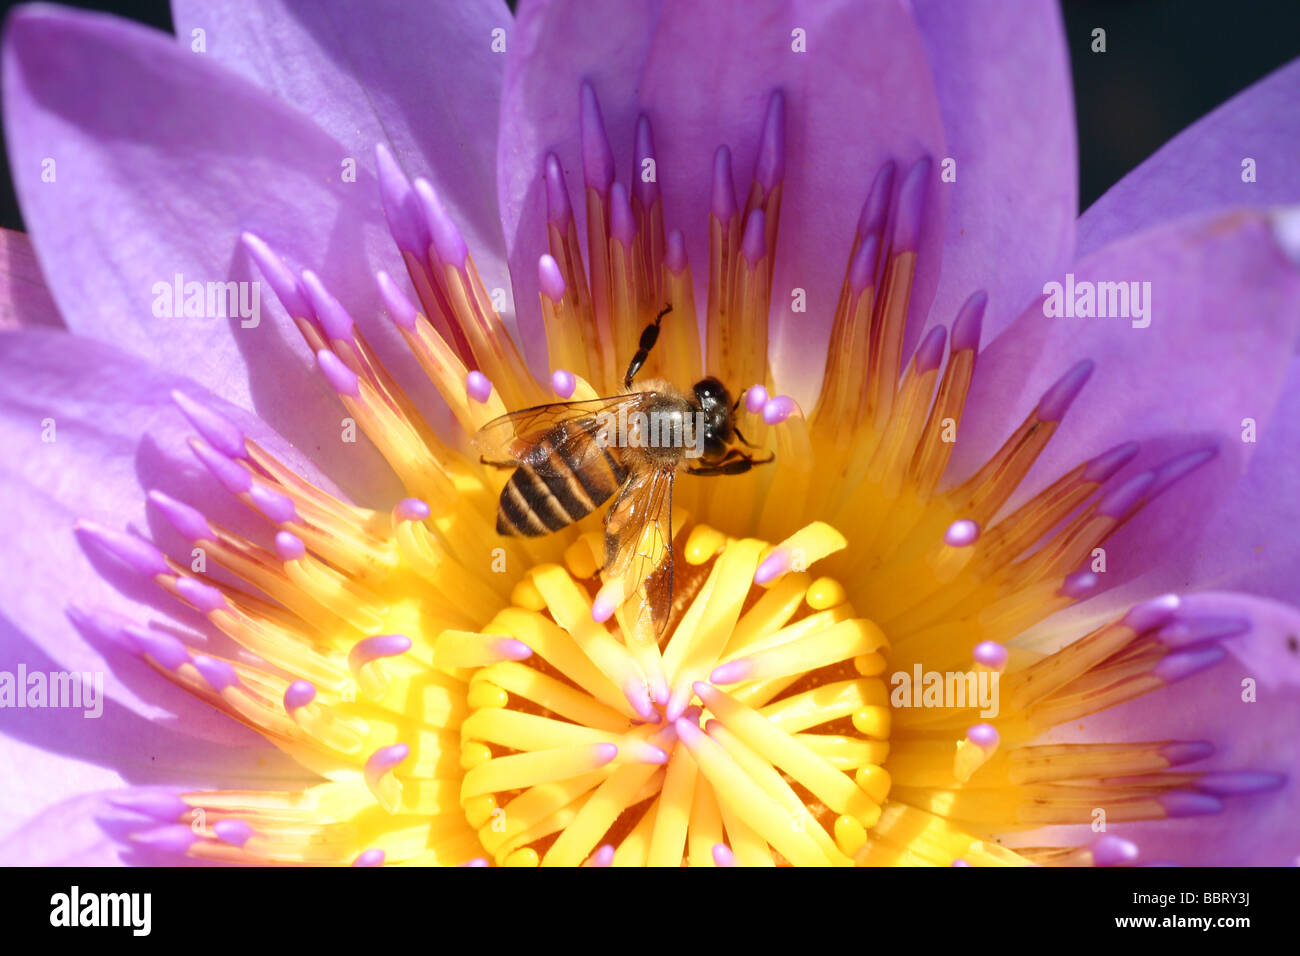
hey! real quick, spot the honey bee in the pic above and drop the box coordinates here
[473,306,772,638]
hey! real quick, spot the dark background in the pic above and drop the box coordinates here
[0,0,1297,230]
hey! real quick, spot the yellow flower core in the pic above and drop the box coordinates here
[89,89,1225,867]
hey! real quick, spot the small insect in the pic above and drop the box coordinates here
[473,305,773,639]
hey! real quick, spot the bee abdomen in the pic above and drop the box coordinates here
[495,438,627,537]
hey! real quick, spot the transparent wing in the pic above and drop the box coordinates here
[603,466,676,641]
[472,393,659,478]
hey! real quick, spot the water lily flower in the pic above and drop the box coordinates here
[2,0,1298,867]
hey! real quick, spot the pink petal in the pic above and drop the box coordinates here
[171,0,513,308]
[2,6,413,482]
[910,0,1076,346]
[1079,57,1300,257]
[951,209,1300,606]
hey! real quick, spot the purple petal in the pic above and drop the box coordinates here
[3,6,408,493]
[0,328,340,738]
[636,0,946,402]
[950,209,1300,602]
[1022,592,1300,866]
[909,0,1076,346]
[171,0,512,311]
[497,0,663,371]
[0,228,61,329]
[1079,57,1300,258]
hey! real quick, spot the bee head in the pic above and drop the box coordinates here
[692,376,733,460]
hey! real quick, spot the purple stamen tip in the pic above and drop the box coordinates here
[848,234,881,295]
[740,209,766,264]
[913,325,947,374]
[1060,569,1099,599]
[857,160,897,239]
[950,290,988,353]
[755,548,791,583]
[147,490,215,543]
[76,522,169,578]
[944,519,980,548]
[593,742,619,766]
[1083,440,1141,484]
[538,254,567,302]
[966,723,999,749]
[665,230,686,274]
[349,634,412,673]
[375,144,428,256]
[712,843,737,867]
[108,790,189,821]
[762,395,797,425]
[192,654,239,691]
[1090,835,1139,867]
[353,848,386,867]
[709,659,752,685]
[1096,470,1155,519]
[364,743,410,785]
[466,370,492,403]
[972,640,1008,670]
[622,677,658,723]
[1157,791,1224,818]
[544,153,572,226]
[1036,358,1094,422]
[755,90,786,191]
[316,349,361,398]
[250,484,299,524]
[377,271,418,330]
[133,824,199,854]
[550,368,576,399]
[301,269,355,341]
[1148,446,1217,498]
[1122,593,1181,633]
[950,858,971,867]
[395,497,431,522]
[283,680,316,712]
[633,114,659,206]
[1155,616,1251,648]
[495,638,533,661]
[1159,740,1214,766]
[241,232,311,320]
[171,390,246,459]
[275,530,307,562]
[745,384,769,414]
[213,818,254,847]
[891,155,932,253]
[190,439,253,494]
[1153,644,1226,684]
[579,82,615,192]
[711,145,737,222]
[609,182,636,246]
[125,626,190,670]
[587,844,616,867]
[1196,770,1287,796]
[176,576,227,614]
[414,178,468,268]
[461,857,490,867]
[665,229,688,274]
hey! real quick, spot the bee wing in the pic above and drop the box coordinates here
[603,466,677,641]
[472,394,657,477]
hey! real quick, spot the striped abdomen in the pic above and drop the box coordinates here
[496,431,629,536]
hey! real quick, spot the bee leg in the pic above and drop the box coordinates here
[733,424,761,449]
[687,450,775,476]
[623,303,673,389]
